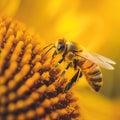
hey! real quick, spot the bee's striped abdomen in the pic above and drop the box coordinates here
[79,59,103,92]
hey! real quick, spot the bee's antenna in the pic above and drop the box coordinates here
[44,46,55,55]
[41,43,54,52]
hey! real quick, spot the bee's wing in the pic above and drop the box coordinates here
[75,50,116,70]
[90,53,116,70]
[91,53,116,65]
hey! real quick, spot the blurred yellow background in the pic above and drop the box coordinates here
[0,0,120,119]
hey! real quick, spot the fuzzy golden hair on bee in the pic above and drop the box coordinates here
[43,38,116,92]
[0,16,83,120]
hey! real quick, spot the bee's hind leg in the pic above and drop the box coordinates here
[64,69,81,92]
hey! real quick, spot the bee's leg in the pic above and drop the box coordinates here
[79,71,82,78]
[52,50,57,58]
[73,59,79,70]
[62,46,67,57]
[54,57,64,67]
[73,59,82,77]
[64,69,81,91]
[54,46,67,66]
[60,62,72,77]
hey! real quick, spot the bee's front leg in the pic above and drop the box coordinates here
[60,62,72,77]
[54,57,64,67]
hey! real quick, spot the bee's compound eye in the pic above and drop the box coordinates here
[58,43,63,50]
[57,40,65,51]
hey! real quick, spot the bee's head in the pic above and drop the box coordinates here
[55,39,66,54]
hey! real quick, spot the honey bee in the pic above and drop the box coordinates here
[42,39,116,92]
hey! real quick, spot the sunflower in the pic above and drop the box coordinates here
[0,0,120,120]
